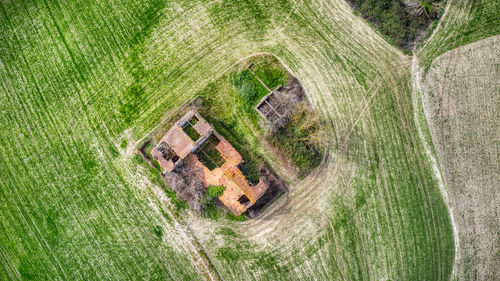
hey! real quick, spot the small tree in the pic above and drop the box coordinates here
[201,185,226,220]
[304,125,328,148]
[206,185,226,199]
[419,1,434,18]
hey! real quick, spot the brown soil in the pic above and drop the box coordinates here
[279,76,305,102]
[137,140,156,168]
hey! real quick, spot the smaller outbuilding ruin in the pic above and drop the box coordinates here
[255,92,288,126]
[255,77,305,129]
[152,110,272,215]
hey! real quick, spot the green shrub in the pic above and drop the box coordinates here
[206,185,226,199]
[203,200,222,220]
[120,138,128,148]
[232,58,288,105]
[269,126,322,173]
[226,212,249,221]
[200,185,226,220]
[238,157,261,185]
[153,225,163,240]
[267,103,324,174]
[232,70,267,105]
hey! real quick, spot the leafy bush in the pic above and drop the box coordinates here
[202,186,249,221]
[120,138,128,148]
[268,102,325,174]
[200,185,226,220]
[232,58,288,105]
[269,126,322,173]
[232,70,267,105]
[238,157,261,185]
[226,212,249,221]
[206,185,226,199]
[203,201,221,220]
[153,225,163,240]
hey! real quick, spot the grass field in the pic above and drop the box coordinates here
[413,1,500,278]
[414,1,500,280]
[417,36,499,281]
[417,0,500,69]
[1,0,496,280]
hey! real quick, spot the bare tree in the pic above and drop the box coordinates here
[163,163,205,212]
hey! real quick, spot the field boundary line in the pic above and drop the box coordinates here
[411,55,459,277]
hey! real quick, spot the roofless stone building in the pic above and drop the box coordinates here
[152,111,269,215]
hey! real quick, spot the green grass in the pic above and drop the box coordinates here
[251,59,288,90]
[225,212,249,222]
[232,57,288,105]
[182,123,201,141]
[417,0,500,70]
[0,0,460,280]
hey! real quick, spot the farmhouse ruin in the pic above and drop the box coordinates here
[152,110,270,215]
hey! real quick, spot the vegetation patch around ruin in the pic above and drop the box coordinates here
[226,55,325,176]
[267,102,324,175]
[232,59,287,106]
[135,94,270,219]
